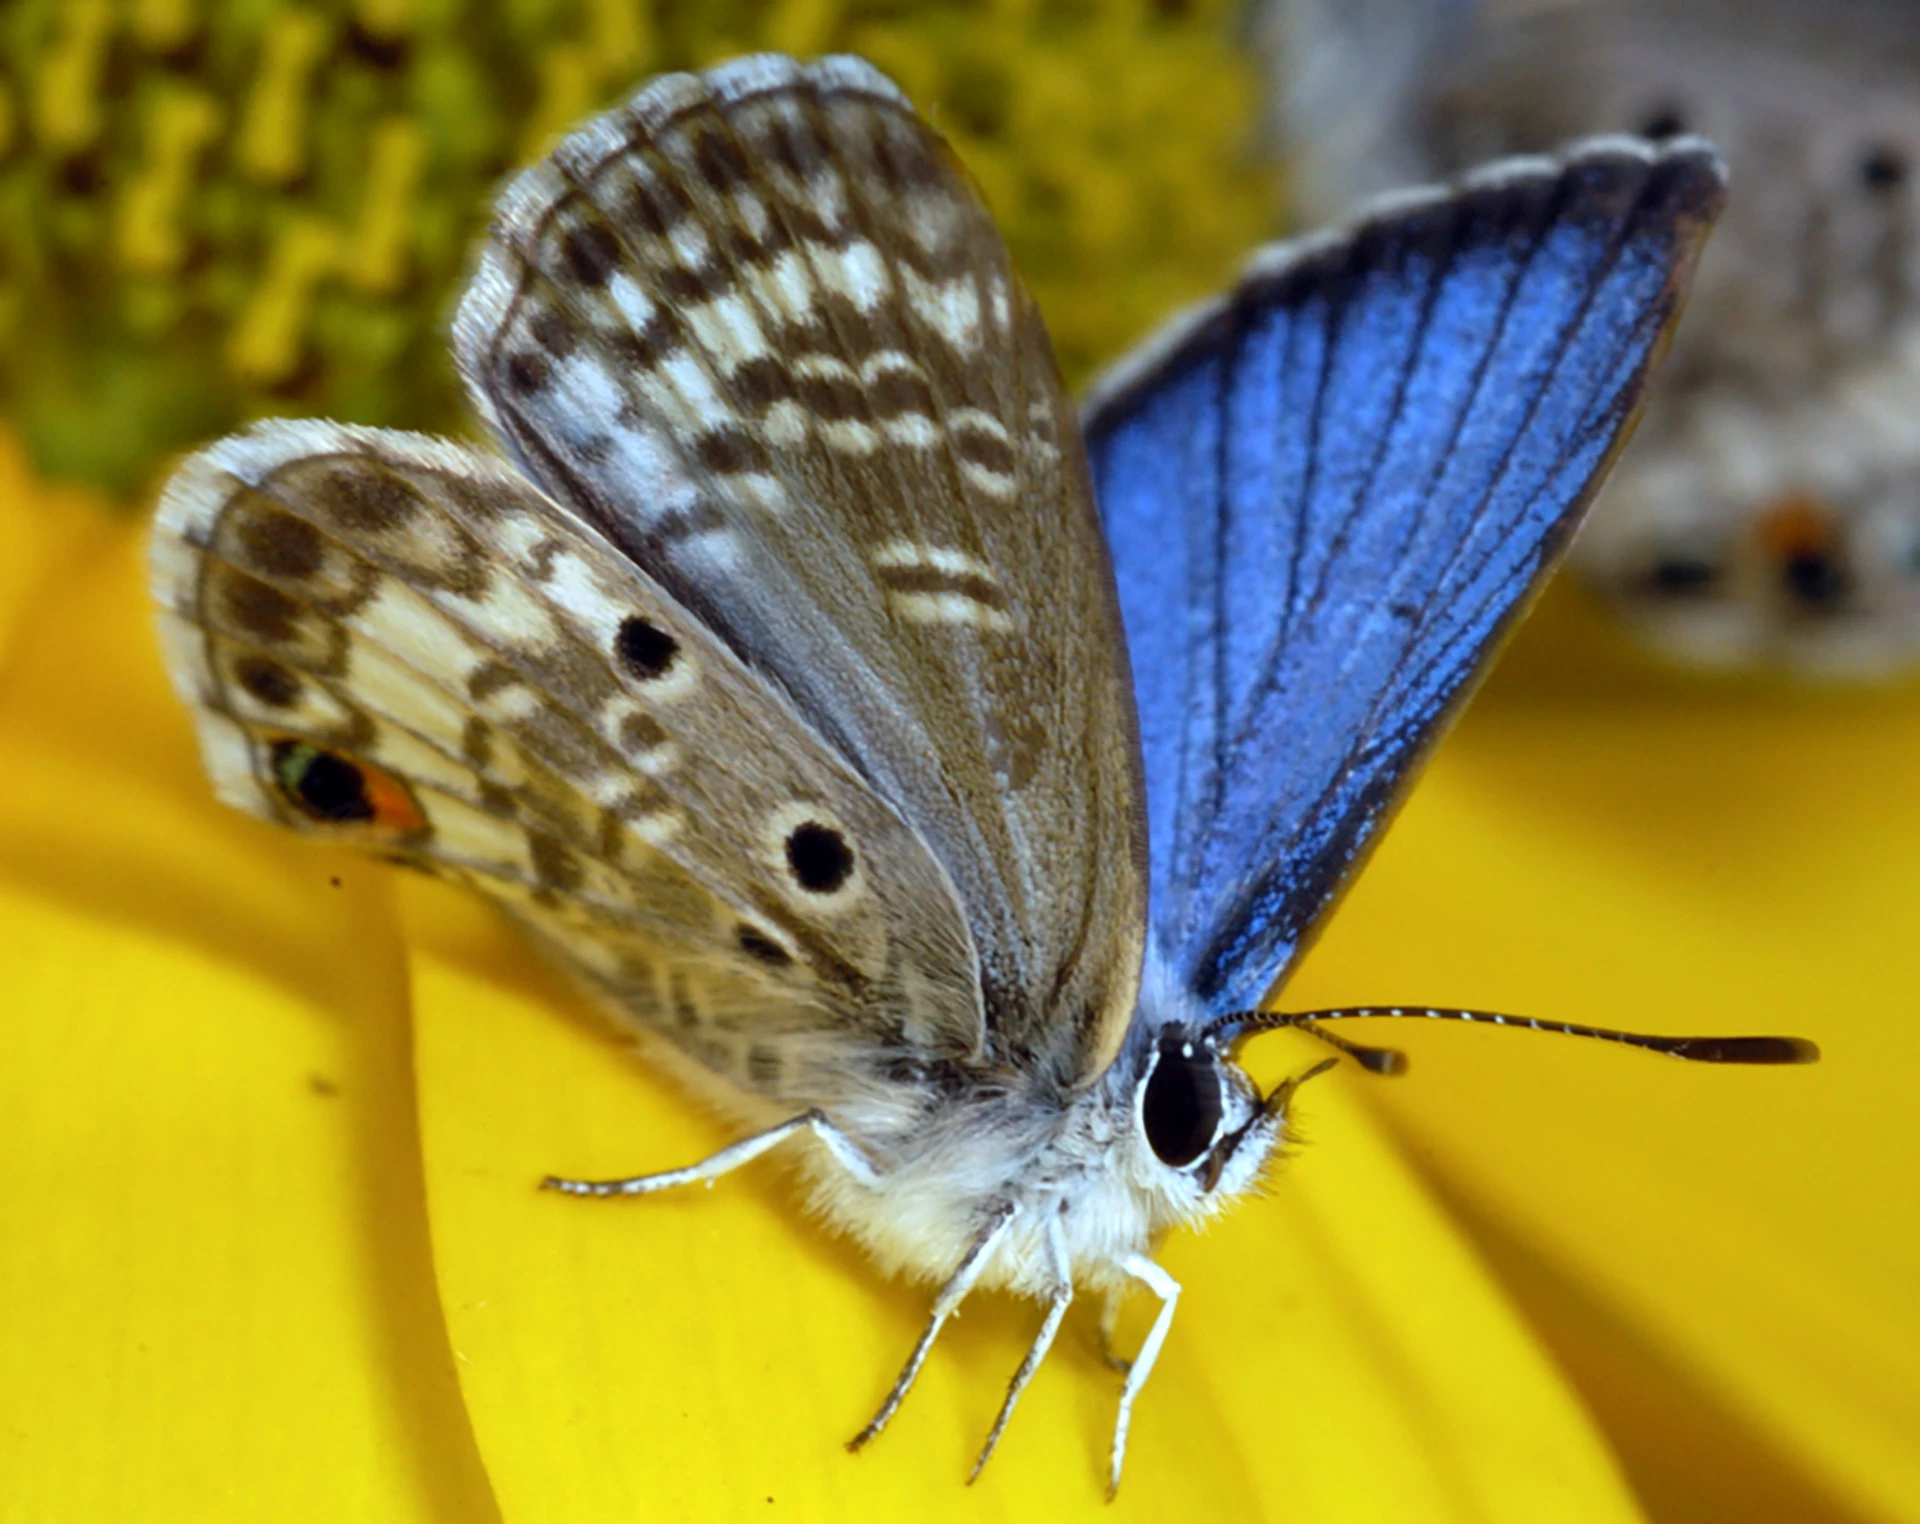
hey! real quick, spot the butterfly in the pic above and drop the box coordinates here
[1260,0,1920,676]
[147,54,1816,1496]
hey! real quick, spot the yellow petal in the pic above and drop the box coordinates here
[1287,621,1920,1520]
[407,875,1642,1521]
[0,431,116,663]
[0,514,495,1522]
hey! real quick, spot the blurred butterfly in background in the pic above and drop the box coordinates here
[147,55,1815,1496]
[1260,0,1920,676]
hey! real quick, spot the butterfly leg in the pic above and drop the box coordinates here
[848,1200,1018,1454]
[1108,1254,1181,1499]
[967,1214,1073,1483]
[542,1108,880,1196]
[1097,1285,1132,1373]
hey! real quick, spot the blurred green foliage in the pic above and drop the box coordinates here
[0,0,1274,495]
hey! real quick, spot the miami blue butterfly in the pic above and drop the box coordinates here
[151,55,1813,1497]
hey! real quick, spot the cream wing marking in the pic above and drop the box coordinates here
[453,53,1147,1090]
[149,420,986,1083]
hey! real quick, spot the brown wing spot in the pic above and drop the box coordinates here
[527,308,577,359]
[608,313,677,369]
[757,109,828,179]
[657,262,731,305]
[235,656,302,708]
[619,711,669,753]
[506,350,552,395]
[745,1043,784,1089]
[618,948,656,989]
[468,661,521,701]
[876,563,1008,610]
[745,888,868,999]
[869,368,935,419]
[223,575,300,643]
[816,302,883,361]
[693,426,770,474]
[649,499,730,546]
[234,504,324,580]
[732,356,798,409]
[725,220,792,263]
[596,784,670,860]
[692,126,753,192]
[572,434,615,467]
[461,716,494,767]
[868,120,947,195]
[668,969,701,1029]
[625,173,694,238]
[796,371,865,421]
[528,830,584,893]
[319,461,427,532]
[950,418,1017,478]
[562,223,621,288]
[438,473,514,525]
[524,538,563,581]
[782,201,851,251]
[477,781,516,818]
[735,924,793,967]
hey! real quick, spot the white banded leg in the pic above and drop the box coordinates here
[1097,1284,1131,1373]
[848,1201,1018,1453]
[1108,1253,1181,1499]
[542,1107,880,1196]
[967,1215,1073,1483]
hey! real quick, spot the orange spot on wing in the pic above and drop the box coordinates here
[1758,493,1837,559]
[360,761,428,835]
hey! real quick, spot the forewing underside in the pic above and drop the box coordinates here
[454,54,1146,1088]
[149,421,985,1105]
[1084,138,1724,1012]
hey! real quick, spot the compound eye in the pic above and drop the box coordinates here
[1141,1040,1225,1169]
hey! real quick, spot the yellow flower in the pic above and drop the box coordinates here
[1,0,1272,492]
[3,424,1912,1519]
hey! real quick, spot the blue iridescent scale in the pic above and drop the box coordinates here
[1088,158,1702,1013]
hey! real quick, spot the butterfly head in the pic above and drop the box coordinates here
[1102,977,1346,1237]
[1133,1029,1279,1202]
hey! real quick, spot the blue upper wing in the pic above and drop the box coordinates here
[1082,137,1723,1014]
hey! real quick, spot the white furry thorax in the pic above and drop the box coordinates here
[791,967,1285,1300]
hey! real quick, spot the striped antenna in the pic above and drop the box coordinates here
[1204,1006,1821,1076]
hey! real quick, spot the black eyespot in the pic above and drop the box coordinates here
[615,616,679,681]
[1646,554,1719,596]
[1639,104,1687,141]
[1860,143,1909,192]
[1783,549,1850,609]
[1141,1039,1225,1169]
[271,740,373,823]
[785,822,853,894]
